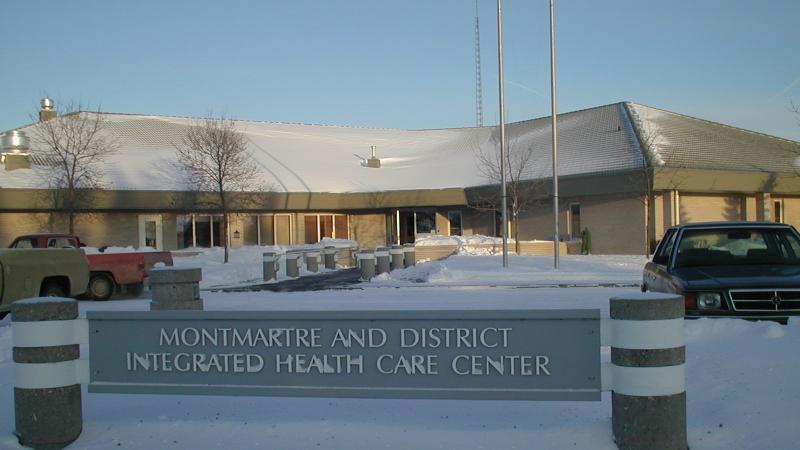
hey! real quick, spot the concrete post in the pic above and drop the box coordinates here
[609,293,686,450]
[358,251,376,280]
[390,245,404,271]
[346,246,359,267]
[12,297,83,449]
[403,243,416,267]
[306,251,321,273]
[324,246,338,270]
[149,267,204,311]
[262,252,278,281]
[375,246,390,275]
[285,252,301,278]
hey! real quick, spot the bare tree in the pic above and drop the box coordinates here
[630,117,686,255]
[29,102,118,234]
[175,116,259,263]
[473,133,547,254]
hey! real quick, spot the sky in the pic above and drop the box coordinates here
[1,0,799,141]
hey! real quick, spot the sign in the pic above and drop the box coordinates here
[87,309,601,401]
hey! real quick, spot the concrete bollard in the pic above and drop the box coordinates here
[324,246,338,270]
[609,293,686,450]
[285,252,302,278]
[403,243,416,267]
[262,252,279,281]
[306,251,321,273]
[149,267,203,310]
[390,245,404,271]
[12,297,83,449]
[375,246,390,275]
[357,251,376,280]
[345,246,358,267]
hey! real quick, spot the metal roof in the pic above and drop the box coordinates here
[625,103,800,174]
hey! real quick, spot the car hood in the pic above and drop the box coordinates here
[673,265,800,290]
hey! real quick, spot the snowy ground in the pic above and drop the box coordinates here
[1,247,798,449]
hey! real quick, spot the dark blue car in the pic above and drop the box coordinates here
[642,222,800,323]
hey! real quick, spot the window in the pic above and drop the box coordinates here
[47,237,77,248]
[448,211,462,236]
[334,215,348,239]
[303,214,349,243]
[655,229,677,260]
[675,228,800,267]
[415,211,436,235]
[569,204,581,239]
[12,238,36,249]
[773,200,784,223]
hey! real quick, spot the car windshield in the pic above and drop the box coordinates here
[675,227,800,267]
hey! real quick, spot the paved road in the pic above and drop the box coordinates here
[210,268,640,293]
[215,268,364,293]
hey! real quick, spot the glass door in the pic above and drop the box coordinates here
[138,215,163,250]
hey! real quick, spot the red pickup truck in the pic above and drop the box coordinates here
[9,233,174,300]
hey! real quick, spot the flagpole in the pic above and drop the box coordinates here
[497,0,509,268]
[549,0,560,269]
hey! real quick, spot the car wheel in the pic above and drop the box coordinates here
[0,311,8,321]
[89,273,115,301]
[40,282,67,297]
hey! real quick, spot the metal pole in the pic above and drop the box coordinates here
[497,0,509,268]
[549,0,560,270]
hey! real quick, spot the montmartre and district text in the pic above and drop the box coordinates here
[125,326,552,377]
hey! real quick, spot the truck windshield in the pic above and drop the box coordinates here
[675,228,800,267]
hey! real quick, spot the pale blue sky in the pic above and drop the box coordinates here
[1,0,799,140]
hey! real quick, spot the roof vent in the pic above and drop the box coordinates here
[366,145,381,168]
[39,97,57,122]
[1,130,31,171]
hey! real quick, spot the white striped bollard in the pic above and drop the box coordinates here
[358,251,376,280]
[605,293,686,450]
[375,246,390,275]
[324,247,338,270]
[12,297,87,449]
[263,252,278,281]
[403,243,416,267]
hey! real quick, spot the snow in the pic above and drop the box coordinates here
[83,246,162,254]
[1,104,646,193]
[1,247,798,449]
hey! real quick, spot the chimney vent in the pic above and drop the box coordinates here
[366,145,381,168]
[39,97,57,122]
[1,130,31,171]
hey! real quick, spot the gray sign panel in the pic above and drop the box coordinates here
[87,309,601,401]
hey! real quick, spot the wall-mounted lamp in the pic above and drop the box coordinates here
[233,230,241,239]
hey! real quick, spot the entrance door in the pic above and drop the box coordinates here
[448,211,463,236]
[138,215,163,250]
[399,211,415,244]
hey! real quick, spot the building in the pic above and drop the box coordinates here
[1,100,798,253]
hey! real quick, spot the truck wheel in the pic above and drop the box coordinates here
[89,273,115,301]
[41,282,67,297]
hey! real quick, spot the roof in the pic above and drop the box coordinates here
[668,221,796,230]
[625,103,800,174]
[1,102,797,194]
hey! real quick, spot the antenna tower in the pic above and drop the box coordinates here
[474,0,484,127]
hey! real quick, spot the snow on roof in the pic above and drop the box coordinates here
[0,103,645,193]
[3,102,794,193]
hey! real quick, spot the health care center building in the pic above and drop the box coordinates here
[1,100,798,254]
